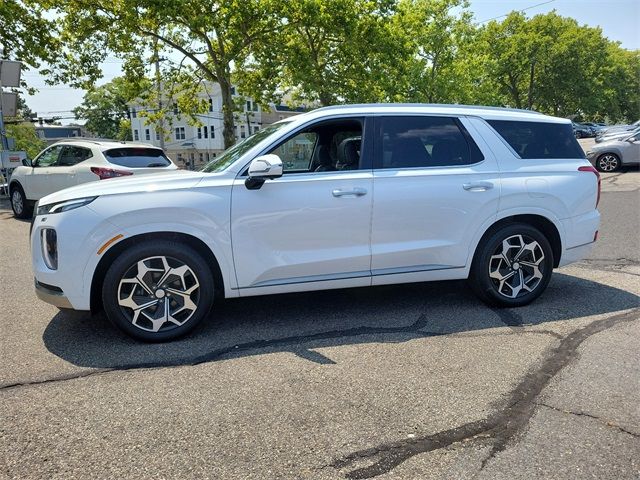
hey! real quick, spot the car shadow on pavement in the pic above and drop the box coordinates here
[42,272,639,370]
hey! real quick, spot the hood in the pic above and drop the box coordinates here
[38,170,206,206]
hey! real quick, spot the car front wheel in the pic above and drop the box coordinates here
[102,240,214,341]
[469,224,554,307]
[595,153,621,172]
[10,185,32,219]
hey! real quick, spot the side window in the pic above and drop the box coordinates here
[487,120,585,159]
[267,118,364,174]
[378,116,483,169]
[34,146,63,167]
[270,132,318,172]
[58,146,92,166]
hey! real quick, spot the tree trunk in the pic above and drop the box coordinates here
[527,61,536,110]
[218,73,236,150]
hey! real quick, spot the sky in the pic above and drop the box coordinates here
[19,0,640,124]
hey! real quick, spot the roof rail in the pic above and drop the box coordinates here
[52,137,131,145]
[311,103,544,115]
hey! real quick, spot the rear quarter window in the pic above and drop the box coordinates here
[487,120,585,159]
[104,148,172,168]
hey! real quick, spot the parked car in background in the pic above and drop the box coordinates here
[581,122,607,133]
[587,131,640,172]
[572,122,595,138]
[596,126,640,144]
[9,139,177,218]
[596,120,640,140]
[30,104,601,341]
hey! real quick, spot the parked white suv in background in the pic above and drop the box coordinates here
[10,139,177,218]
[31,104,601,341]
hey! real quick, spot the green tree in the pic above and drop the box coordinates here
[0,1,60,68]
[73,77,141,140]
[477,11,636,120]
[5,123,46,159]
[392,0,477,104]
[47,0,286,148]
[241,0,406,107]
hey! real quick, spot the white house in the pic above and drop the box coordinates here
[129,82,304,168]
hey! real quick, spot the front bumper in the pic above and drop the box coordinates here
[34,279,73,309]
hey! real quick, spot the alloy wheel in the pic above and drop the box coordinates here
[598,154,619,172]
[11,190,23,215]
[117,255,201,333]
[488,234,545,299]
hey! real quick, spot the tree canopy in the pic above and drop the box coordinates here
[7,1,638,147]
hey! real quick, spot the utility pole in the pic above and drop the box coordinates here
[0,61,10,151]
[153,40,165,150]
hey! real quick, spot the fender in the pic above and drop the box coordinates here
[83,210,238,300]
[465,206,566,269]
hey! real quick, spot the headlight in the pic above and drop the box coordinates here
[41,228,58,270]
[36,196,97,216]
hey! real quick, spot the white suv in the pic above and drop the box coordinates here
[10,139,177,218]
[31,104,601,341]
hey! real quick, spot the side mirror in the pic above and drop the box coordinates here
[22,158,32,167]
[245,154,283,190]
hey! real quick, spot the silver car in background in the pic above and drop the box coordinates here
[587,131,640,172]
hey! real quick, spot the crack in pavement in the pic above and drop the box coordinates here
[329,308,640,479]
[1,314,563,391]
[537,402,640,438]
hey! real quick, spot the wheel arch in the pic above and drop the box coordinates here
[90,231,225,313]
[474,214,562,268]
[8,179,23,195]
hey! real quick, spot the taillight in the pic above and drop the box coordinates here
[90,167,133,180]
[578,165,601,207]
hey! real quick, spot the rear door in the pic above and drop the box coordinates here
[370,115,500,281]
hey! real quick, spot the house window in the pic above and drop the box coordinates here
[230,86,236,95]
[175,127,185,140]
[203,125,208,138]
[173,103,179,115]
[155,130,160,141]
[246,100,251,111]
[210,126,215,138]
[208,98,213,112]
[199,153,203,163]
[134,129,139,141]
[131,109,137,118]
[240,125,246,138]
[145,129,150,141]
[253,125,260,134]
[197,127,202,139]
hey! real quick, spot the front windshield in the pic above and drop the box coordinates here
[201,122,291,173]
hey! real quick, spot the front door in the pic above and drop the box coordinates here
[231,117,373,290]
[25,145,63,199]
[370,115,500,278]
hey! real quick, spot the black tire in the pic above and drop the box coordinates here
[10,184,32,219]
[595,153,621,173]
[102,240,214,342]
[468,223,554,308]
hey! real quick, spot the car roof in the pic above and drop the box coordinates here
[292,103,569,124]
[51,139,163,151]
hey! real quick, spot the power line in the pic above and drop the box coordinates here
[476,0,557,24]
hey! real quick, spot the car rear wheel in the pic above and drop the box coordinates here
[469,223,554,307]
[595,153,621,172]
[102,240,214,342]
[10,185,32,219]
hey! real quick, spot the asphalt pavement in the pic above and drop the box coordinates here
[0,170,638,479]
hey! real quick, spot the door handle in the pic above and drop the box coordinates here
[463,182,493,192]
[332,187,368,197]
